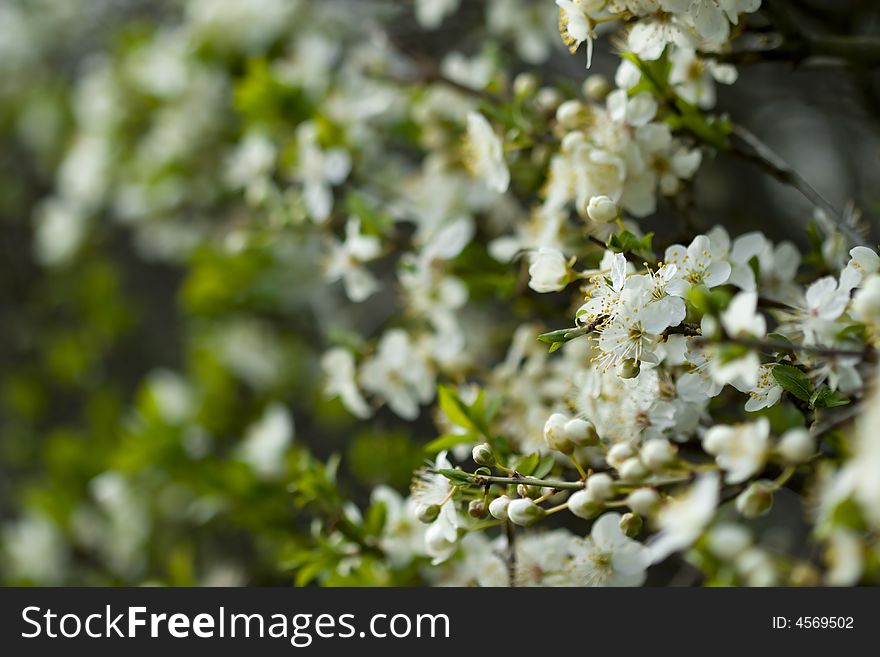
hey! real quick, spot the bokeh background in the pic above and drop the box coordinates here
[1,0,878,586]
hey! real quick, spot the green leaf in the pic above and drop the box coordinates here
[424,432,476,454]
[514,452,540,476]
[437,468,472,484]
[437,385,475,432]
[363,501,387,537]
[772,364,813,401]
[812,389,850,409]
[533,454,556,479]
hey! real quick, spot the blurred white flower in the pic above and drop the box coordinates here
[238,403,294,480]
[649,472,719,563]
[465,111,509,193]
[703,417,769,484]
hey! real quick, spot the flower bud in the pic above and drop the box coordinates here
[472,442,495,467]
[607,443,635,469]
[586,472,614,501]
[513,72,538,98]
[416,503,440,524]
[641,439,677,471]
[615,357,640,379]
[626,488,660,517]
[560,130,585,152]
[736,481,774,518]
[507,498,546,527]
[488,495,511,520]
[528,247,570,293]
[468,499,487,518]
[707,523,751,561]
[536,87,562,112]
[517,484,541,499]
[556,99,585,129]
[587,195,618,223]
[777,428,814,464]
[582,74,611,101]
[564,418,599,446]
[619,457,647,483]
[619,512,642,538]
[544,413,575,454]
[568,489,602,520]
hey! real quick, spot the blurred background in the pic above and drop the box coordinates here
[0,0,878,586]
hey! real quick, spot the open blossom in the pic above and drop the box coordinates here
[360,329,434,420]
[664,234,731,294]
[703,417,769,484]
[669,47,737,109]
[322,348,371,419]
[465,111,510,193]
[567,513,649,586]
[325,217,382,302]
[295,121,351,222]
[528,247,570,293]
[556,0,605,68]
[412,451,461,564]
[649,473,720,563]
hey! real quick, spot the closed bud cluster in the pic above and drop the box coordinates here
[543,413,575,454]
[488,495,511,520]
[607,443,636,470]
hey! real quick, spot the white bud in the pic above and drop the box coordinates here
[416,503,440,523]
[544,412,574,454]
[587,195,618,223]
[626,488,660,517]
[777,428,814,464]
[472,442,495,466]
[560,130,586,152]
[564,418,599,446]
[528,247,569,293]
[619,512,642,537]
[507,498,546,527]
[586,473,614,501]
[619,457,647,483]
[615,357,640,379]
[582,74,611,101]
[568,489,601,519]
[607,443,636,469]
[707,523,751,561]
[736,481,774,518]
[513,72,538,97]
[536,87,562,112]
[641,439,677,471]
[488,495,512,520]
[555,99,585,129]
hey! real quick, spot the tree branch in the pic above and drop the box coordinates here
[728,124,869,246]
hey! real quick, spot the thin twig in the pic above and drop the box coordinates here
[505,521,517,588]
[692,334,868,359]
[728,124,868,246]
